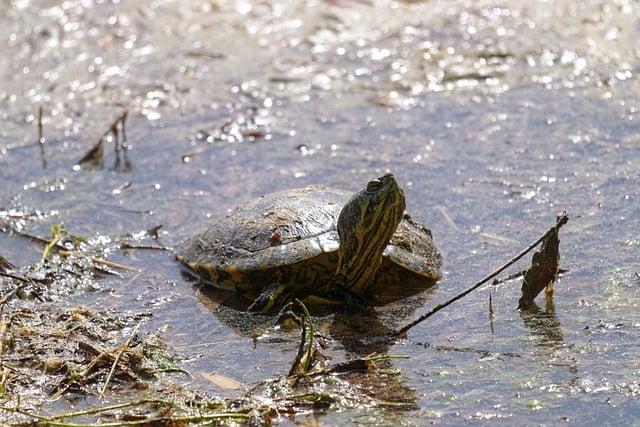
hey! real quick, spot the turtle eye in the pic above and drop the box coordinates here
[366,179,382,192]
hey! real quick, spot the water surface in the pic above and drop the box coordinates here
[1,0,639,424]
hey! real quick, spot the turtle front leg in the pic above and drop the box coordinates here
[323,283,369,311]
[247,282,295,313]
[247,282,370,313]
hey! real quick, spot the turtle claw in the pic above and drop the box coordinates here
[248,283,293,313]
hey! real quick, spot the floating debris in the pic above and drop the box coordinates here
[77,111,128,169]
[518,213,566,309]
[201,372,243,390]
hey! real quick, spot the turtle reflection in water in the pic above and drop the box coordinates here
[177,173,441,312]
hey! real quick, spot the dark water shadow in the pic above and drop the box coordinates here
[519,296,578,378]
[188,272,439,358]
[113,147,133,173]
[188,280,427,417]
[519,297,564,349]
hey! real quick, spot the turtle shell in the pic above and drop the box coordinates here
[178,186,441,299]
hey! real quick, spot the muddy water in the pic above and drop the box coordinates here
[1,0,639,424]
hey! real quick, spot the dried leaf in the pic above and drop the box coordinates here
[518,219,562,309]
[201,373,243,390]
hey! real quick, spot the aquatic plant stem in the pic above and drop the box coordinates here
[0,403,250,426]
[284,299,315,376]
[0,226,136,272]
[48,399,177,420]
[99,322,141,396]
[392,212,569,337]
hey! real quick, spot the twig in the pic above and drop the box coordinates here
[120,242,170,251]
[0,404,250,426]
[437,206,459,230]
[392,212,569,337]
[0,282,29,305]
[2,227,136,272]
[51,337,141,399]
[58,251,138,272]
[0,405,51,421]
[38,106,44,144]
[7,228,51,246]
[489,293,495,334]
[90,256,138,272]
[48,398,175,420]
[0,271,30,284]
[121,112,128,146]
[489,293,494,317]
[0,254,15,272]
[181,145,215,161]
[489,268,567,286]
[5,224,52,245]
[77,111,128,167]
[76,340,140,381]
[435,345,522,359]
[99,322,141,396]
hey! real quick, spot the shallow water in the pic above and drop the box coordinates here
[1,0,639,424]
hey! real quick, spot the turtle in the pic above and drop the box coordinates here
[177,173,441,312]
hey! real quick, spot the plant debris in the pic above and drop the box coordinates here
[278,299,324,377]
[77,111,128,169]
[121,225,170,251]
[392,212,569,337]
[201,372,243,390]
[0,292,161,408]
[518,213,565,309]
[42,223,71,261]
[0,294,416,425]
[0,254,15,273]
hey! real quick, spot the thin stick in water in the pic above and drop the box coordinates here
[38,106,44,144]
[391,212,568,337]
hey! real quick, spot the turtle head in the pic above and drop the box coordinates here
[335,173,406,294]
